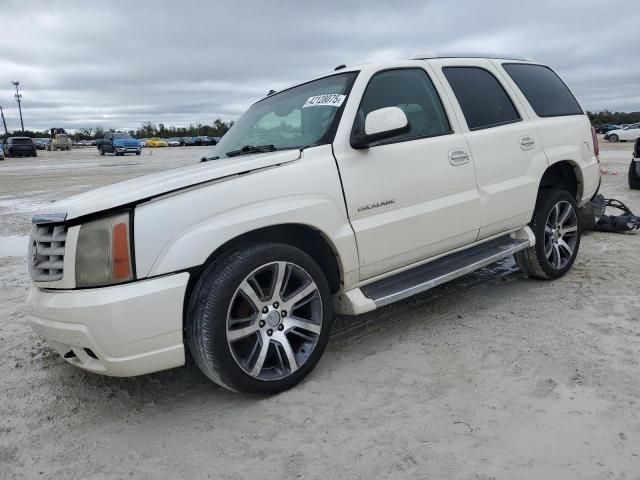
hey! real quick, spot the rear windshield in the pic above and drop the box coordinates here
[502,63,583,117]
[10,138,34,145]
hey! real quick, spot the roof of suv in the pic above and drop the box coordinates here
[258,54,535,104]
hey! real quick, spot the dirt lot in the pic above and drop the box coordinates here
[1,141,639,479]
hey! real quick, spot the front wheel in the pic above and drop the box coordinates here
[608,134,619,143]
[187,243,333,394]
[99,147,105,156]
[515,189,581,280]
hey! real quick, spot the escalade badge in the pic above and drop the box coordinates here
[357,199,395,213]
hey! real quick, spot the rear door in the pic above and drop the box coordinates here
[332,64,481,280]
[433,59,546,239]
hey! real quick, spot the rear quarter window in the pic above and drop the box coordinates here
[502,63,583,117]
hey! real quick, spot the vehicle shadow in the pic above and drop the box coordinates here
[60,258,525,413]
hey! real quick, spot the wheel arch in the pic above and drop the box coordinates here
[538,160,583,201]
[182,223,344,329]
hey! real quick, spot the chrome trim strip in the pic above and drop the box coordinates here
[32,213,67,225]
[373,240,530,307]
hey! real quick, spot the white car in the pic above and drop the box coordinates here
[605,123,640,142]
[25,54,600,394]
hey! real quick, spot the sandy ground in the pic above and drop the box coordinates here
[1,141,639,479]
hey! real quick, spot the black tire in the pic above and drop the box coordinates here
[628,161,640,190]
[514,189,581,280]
[187,242,333,394]
[608,134,619,143]
[135,151,141,156]
[99,147,105,156]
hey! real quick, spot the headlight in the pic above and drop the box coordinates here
[75,212,134,288]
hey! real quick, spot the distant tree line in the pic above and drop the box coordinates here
[1,119,234,140]
[587,110,640,125]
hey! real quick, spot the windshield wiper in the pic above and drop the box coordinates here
[200,155,219,162]
[226,144,276,158]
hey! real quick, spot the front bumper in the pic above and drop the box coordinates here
[25,273,189,377]
[115,147,141,153]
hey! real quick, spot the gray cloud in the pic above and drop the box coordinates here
[0,0,638,131]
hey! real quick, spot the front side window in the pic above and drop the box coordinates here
[353,68,451,145]
[209,72,358,159]
[443,66,521,130]
[502,63,583,117]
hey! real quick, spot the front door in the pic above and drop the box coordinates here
[332,66,481,280]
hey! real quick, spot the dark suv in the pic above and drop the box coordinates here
[6,137,37,157]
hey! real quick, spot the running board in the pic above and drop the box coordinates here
[361,234,530,307]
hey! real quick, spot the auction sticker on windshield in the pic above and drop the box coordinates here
[303,94,346,108]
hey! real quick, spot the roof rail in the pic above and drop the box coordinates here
[411,52,533,62]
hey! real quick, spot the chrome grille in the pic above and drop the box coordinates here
[30,224,68,282]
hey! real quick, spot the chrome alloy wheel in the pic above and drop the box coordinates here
[226,261,322,381]
[544,200,578,270]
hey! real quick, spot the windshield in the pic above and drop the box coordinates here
[208,72,358,159]
[114,133,132,139]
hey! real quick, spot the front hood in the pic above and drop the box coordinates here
[36,149,301,221]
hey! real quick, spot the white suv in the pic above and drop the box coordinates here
[25,54,601,394]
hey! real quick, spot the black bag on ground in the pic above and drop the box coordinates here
[581,194,640,233]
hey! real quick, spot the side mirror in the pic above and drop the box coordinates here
[351,106,410,149]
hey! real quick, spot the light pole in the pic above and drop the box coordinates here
[12,81,24,132]
[0,105,8,137]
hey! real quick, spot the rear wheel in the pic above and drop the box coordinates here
[515,189,581,279]
[628,161,640,190]
[187,243,333,394]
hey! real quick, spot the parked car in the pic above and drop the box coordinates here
[604,123,640,142]
[0,144,4,160]
[595,124,619,134]
[146,137,168,147]
[5,137,37,157]
[630,137,640,190]
[33,138,49,150]
[196,136,214,146]
[25,54,600,395]
[97,132,142,156]
[181,137,196,146]
[138,138,148,147]
[166,137,182,147]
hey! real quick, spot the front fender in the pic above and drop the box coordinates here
[133,145,359,287]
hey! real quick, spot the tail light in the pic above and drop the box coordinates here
[591,126,600,162]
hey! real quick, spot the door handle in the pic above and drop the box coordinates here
[520,136,536,150]
[449,149,470,166]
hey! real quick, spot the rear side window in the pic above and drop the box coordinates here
[443,67,521,130]
[502,63,583,117]
[355,68,452,144]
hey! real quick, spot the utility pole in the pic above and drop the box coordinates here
[12,81,24,132]
[0,105,8,137]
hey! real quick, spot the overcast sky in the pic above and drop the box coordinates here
[1,0,638,132]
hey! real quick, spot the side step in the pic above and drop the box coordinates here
[361,234,530,307]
